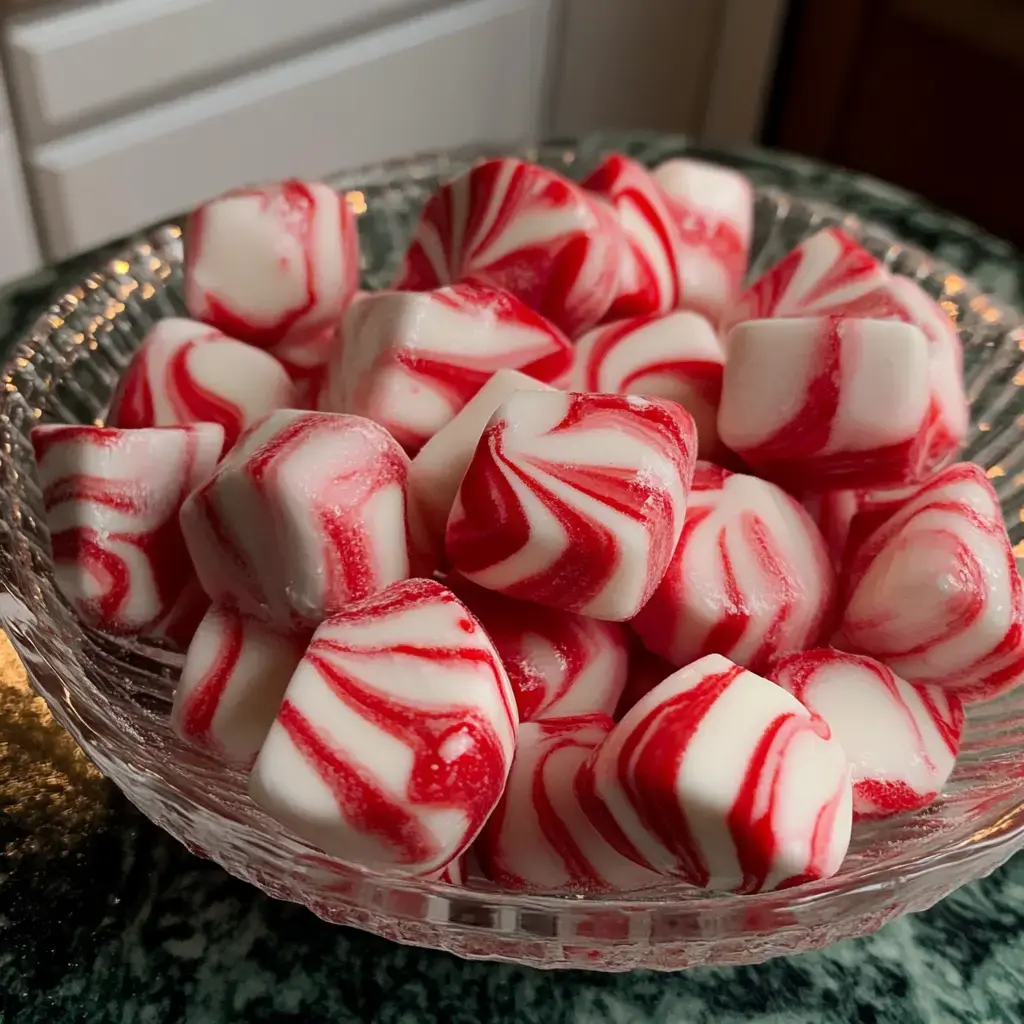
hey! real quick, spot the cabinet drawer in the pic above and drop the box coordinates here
[30,0,553,260]
[0,129,43,285]
[6,0,439,141]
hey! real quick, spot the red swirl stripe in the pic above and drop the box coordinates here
[722,316,931,490]
[575,313,724,404]
[728,228,898,328]
[583,155,680,318]
[479,715,634,893]
[181,612,245,741]
[186,181,319,346]
[186,180,357,349]
[109,320,296,447]
[332,283,572,451]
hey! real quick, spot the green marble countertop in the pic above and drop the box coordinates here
[2,139,1023,1024]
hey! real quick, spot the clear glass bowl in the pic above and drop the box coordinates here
[2,143,1024,972]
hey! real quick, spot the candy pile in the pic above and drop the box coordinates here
[30,152,1017,899]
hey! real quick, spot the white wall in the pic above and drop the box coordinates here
[552,0,788,143]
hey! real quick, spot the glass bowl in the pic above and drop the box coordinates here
[3,142,1024,973]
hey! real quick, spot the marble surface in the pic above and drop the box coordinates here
[2,139,1024,1023]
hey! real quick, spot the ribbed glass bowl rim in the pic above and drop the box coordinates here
[3,140,1024,969]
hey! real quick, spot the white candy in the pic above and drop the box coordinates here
[171,607,308,764]
[770,649,964,818]
[108,317,296,448]
[250,579,517,875]
[725,227,895,330]
[446,390,698,621]
[572,311,725,455]
[883,276,968,467]
[185,179,359,348]
[396,157,625,336]
[651,159,753,325]
[631,463,835,673]
[323,284,572,451]
[31,423,225,638]
[476,715,663,893]
[582,154,681,319]
[180,410,418,630]
[801,483,920,567]
[719,317,932,490]
[838,463,1024,703]
[408,370,554,549]
[577,654,853,893]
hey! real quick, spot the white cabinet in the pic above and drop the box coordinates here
[0,128,43,282]
[0,77,42,283]
[7,0,439,142]
[30,0,553,258]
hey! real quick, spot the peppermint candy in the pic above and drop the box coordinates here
[185,179,359,348]
[577,654,853,893]
[770,648,963,818]
[32,423,224,636]
[108,317,295,448]
[446,390,697,621]
[631,463,835,673]
[395,158,625,336]
[250,579,517,875]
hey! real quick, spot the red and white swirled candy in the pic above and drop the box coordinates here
[581,154,680,319]
[724,227,899,330]
[650,159,753,325]
[770,648,964,818]
[476,715,663,893]
[184,179,359,348]
[322,283,572,451]
[171,606,308,763]
[180,410,420,630]
[394,158,625,336]
[31,423,224,637]
[631,463,835,673]
[838,463,1024,703]
[727,231,967,470]
[867,276,968,469]
[572,310,725,456]
[446,390,698,621]
[250,578,517,875]
[576,654,853,892]
[719,316,933,489]
[409,369,553,551]
[107,317,296,448]
[450,579,629,722]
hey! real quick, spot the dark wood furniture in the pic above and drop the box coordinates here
[767,0,1024,245]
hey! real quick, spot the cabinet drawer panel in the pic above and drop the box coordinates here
[6,0,437,140]
[31,0,552,259]
[0,129,43,285]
